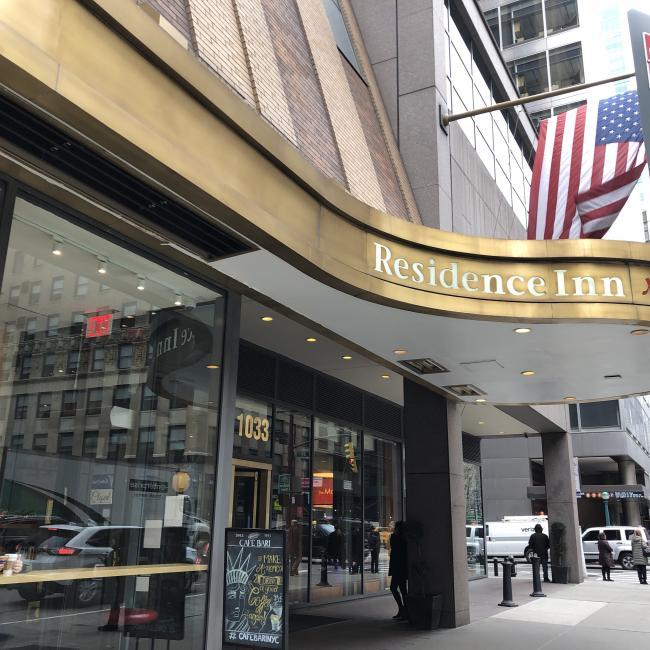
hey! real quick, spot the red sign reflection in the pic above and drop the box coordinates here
[86,314,112,338]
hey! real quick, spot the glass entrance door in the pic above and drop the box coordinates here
[232,470,259,528]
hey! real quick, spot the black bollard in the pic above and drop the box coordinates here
[493,557,499,577]
[508,555,517,577]
[530,556,546,597]
[498,561,518,607]
[317,553,331,586]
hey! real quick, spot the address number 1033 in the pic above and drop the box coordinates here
[236,412,270,441]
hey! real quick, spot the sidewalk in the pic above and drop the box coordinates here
[289,573,650,649]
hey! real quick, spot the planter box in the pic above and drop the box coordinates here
[407,594,442,630]
[551,565,568,584]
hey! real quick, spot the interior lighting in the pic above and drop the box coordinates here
[261,316,274,322]
[475,398,487,404]
[174,294,183,307]
[136,276,146,291]
[478,420,485,425]
[306,337,317,343]
[564,396,576,401]
[631,329,649,335]
[206,363,219,369]
[97,257,107,274]
[381,374,390,379]
[520,370,535,376]
[51,238,63,256]
[393,349,408,355]
[513,327,531,334]
[341,355,352,360]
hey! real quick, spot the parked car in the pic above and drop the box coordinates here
[0,515,68,553]
[581,526,650,570]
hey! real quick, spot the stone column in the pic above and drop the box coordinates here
[541,432,584,584]
[403,379,469,628]
[619,459,641,526]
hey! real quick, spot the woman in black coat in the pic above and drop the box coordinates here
[388,521,408,620]
[598,531,614,581]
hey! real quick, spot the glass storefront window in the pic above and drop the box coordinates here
[464,462,485,578]
[363,435,401,594]
[0,196,225,650]
[311,419,362,601]
[500,0,544,47]
[272,408,311,604]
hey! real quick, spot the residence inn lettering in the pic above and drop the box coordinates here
[371,241,638,302]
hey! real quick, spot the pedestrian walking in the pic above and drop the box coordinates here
[388,520,408,621]
[527,523,550,582]
[629,528,648,584]
[326,522,346,570]
[597,532,615,581]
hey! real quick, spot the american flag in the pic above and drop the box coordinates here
[528,90,646,239]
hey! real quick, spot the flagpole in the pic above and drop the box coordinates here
[442,72,636,126]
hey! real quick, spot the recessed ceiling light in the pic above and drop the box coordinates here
[631,329,649,335]
[475,398,487,404]
[564,396,576,401]
[478,420,485,425]
[513,327,531,334]
[97,257,107,274]
[206,363,219,369]
[520,370,535,376]
[499,431,505,434]
[174,294,183,306]
[393,349,408,355]
[136,276,146,291]
[381,374,390,379]
[306,337,317,343]
[261,316,273,322]
[51,238,63,256]
[341,355,352,360]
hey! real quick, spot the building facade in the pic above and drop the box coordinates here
[1,1,650,649]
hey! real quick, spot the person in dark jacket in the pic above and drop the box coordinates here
[388,521,408,621]
[326,523,345,570]
[367,526,380,574]
[597,531,614,581]
[629,528,648,584]
[527,524,550,582]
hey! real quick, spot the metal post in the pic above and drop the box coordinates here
[530,557,546,598]
[493,557,499,577]
[317,553,330,586]
[498,561,518,607]
[602,491,611,526]
[508,555,517,577]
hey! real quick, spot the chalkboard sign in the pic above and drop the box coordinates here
[223,529,287,649]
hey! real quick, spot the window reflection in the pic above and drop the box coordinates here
[0,197,224,650]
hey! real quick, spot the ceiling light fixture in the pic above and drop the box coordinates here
[630,329,649,335]
[381,374,390,379]
[136,276,146,291]
[475,398,487,404]
[306,337,317,343]
[564,396,576,401]
[499,431,505,434]
[513,327,531,334]
[478,420,485,425]
[341,355,352,360]
[520,370,535,376]
[174,294,183,307]
[393,349,408,355]
[51,238,63,256]
[97,257,107,274]
[261,316,273,322]
[206,363,219,369]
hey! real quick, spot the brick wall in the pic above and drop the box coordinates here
[342,55,408,219]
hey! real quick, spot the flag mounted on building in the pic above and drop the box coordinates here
[528,89,646,239]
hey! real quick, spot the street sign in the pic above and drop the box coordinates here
[223,529,287,649]
[629,10,650,175]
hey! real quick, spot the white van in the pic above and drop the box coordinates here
[484,516,548,560]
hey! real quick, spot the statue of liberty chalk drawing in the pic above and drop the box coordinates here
[225,547,255,633]
[269,595,283,633]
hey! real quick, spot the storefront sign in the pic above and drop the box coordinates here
[370,240,646,303]
[223,529,287,649]
[90,474,113,505]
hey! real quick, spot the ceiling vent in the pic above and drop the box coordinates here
[604,374,622,380]
[442,384,486,398]
[399,358,449,375]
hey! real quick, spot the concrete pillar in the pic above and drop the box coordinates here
[619,459,641,526]
[540,432,584,584]
[403,379,469,628]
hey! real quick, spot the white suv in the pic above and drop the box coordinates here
[581,526,650,570]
